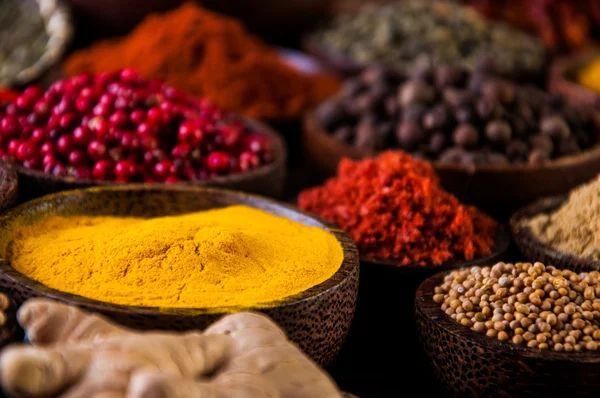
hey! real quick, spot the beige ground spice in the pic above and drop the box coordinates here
[527,175,600,260]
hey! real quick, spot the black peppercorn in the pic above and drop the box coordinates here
[541,116,571,139]
[428,132,447,154]
[355,116,384,150]
[396,121,426,150]
[453,124,479,148]
[398,80,435,106]
[485,120,512,145]
[316,99,345,130]
[423,104,449,131]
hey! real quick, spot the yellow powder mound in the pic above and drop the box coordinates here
[8,205,343,309]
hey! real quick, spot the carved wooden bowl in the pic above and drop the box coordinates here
[330,228,509,396]
[0,161,18,213]
[303,111,600,215]
[510,195,600,272]
[0,185,359,366]
[416,271,600,397]
[14,119,287,202]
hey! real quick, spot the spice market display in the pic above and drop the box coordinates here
[2,0,600,397]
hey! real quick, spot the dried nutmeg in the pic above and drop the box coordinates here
[453,124,479,148]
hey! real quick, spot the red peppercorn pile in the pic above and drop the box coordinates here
[298,151,498,266]
[0,69,274,182]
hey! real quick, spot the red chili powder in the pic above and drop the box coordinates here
[298,151,498,266]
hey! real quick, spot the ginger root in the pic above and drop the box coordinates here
[0,299,342,398]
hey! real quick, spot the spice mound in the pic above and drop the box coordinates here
[64,2,339,120]
[0,69,274,183]
[527,175,600,260]
[316,64,597,167]
[311,0,545,77]
[7,206,344,308]
[435,262,600,352]
[298,151,497,265]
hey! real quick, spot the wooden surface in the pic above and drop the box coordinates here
[14,118,288,203]
[0,185,359,366]
[415,271,600,397]
[510,195,600,272]
[303,110,600,217]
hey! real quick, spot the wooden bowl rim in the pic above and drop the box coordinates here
[416,270,600,361]
[509,195,600,270]
[11,118,287,189]
[304,111,600,174]
[360,226,510,270]
[0,184,359,316]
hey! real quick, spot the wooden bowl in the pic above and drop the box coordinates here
[0,185,359,366]
[416,271,600,397]
[303,111,600,215]
[0,161,18,213]
[327,228,509,397]
[510,195,600,272]
[549,49,600,110]
[14,119,287,202]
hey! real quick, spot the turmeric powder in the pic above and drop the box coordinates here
[7,206,343,309]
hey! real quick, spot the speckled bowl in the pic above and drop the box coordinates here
[14,118,287,202]
[0,185,359,366]
[416,270,600,397]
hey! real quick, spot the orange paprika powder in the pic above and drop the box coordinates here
[64,2,339,121]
